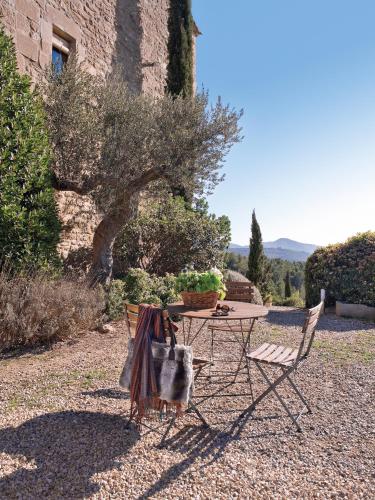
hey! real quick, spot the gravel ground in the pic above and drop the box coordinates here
[0,307,374,499]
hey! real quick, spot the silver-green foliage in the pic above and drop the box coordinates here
[44,59,242,282]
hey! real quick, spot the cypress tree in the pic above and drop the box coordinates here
[167,1,195,201]
[246,210,264,286]
[167,0,194,97]
[0,25,61,269]
[284,270,292,298]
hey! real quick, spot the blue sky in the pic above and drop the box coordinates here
[193,0,375,246]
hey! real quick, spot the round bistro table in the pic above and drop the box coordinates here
[167,301,269,425]
[168,300,268,345]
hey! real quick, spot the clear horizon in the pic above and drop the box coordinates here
[194,0,375,247]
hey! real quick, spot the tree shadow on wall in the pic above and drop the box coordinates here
[0,411,139,498]
[113,0,142,92]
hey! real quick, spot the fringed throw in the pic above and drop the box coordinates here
[119,304,194,425]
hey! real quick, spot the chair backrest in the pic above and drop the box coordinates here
[124,303,169,339]
[297,301,324,361]
[224,281,254,302]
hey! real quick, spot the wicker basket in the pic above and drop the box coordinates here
[181,291,219,309]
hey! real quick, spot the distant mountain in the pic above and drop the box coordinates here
[228,238,319,263]
[263,238,318,254]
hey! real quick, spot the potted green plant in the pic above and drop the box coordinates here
[175,269,226,309]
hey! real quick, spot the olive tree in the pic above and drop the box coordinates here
[44,60,242,283]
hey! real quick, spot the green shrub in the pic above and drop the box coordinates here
[114,197,231,277]
[0,25,60,269]
[305,232,375,307]
[273,291,304,308]
[123,268,180,307]
[107,279,126,320]
[153,273,181,307]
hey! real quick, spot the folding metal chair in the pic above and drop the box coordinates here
[124,303,211,428]
[239,301,324,432]
[124,303,210,382]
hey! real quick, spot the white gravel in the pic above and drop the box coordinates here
[0,307,374,499]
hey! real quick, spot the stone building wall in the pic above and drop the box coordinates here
[0,0,170,91]
[0,0,171,263]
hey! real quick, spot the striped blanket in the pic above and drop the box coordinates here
[119,304,193,423]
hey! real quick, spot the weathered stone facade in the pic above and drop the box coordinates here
[0,0,170,93]
[0,0,173,262]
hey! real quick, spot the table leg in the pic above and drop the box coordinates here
[232,318,255,383]
[191,319,207,346]
[186,317,193,345]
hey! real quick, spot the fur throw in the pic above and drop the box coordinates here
[119,339,194,405]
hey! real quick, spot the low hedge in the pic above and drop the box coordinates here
[305,232,375,308]
[0,269,104,351]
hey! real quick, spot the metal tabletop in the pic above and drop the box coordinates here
[168,301,268,322]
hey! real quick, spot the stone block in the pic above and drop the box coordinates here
[46,5,81,42]
[16,12,29,33]
[15,0,40,22]
[38,49,50,68]
[40,18,51,39]
[16,31,39,61]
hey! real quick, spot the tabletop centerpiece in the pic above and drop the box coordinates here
[175,269,226,309]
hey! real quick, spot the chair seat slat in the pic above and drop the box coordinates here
[273,347,296,364]
[281,350,298,365]
[248,342,271,358]
[254,344,279,361]
[248,343,297,366]
[262,345,286,362]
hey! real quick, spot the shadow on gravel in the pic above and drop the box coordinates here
[0,411,139,498]
[140,412,268,500]
[0,342,54,361]
[81,388,130,400]
[265,309,375,332]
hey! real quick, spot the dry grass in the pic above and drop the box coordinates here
[0,269,105,351]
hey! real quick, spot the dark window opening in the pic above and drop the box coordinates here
[52,46,68,74]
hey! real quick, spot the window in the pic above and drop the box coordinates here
[52,31,71,74]
[52,46,68,73]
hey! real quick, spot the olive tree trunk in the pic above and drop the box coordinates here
[91,209,131,286]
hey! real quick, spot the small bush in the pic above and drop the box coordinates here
[273,292,304,308]
[0,270,105,351]
[107,279,126,320]
[281,292,304,308]
[123,268,180,307]
[305,232,375,307]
